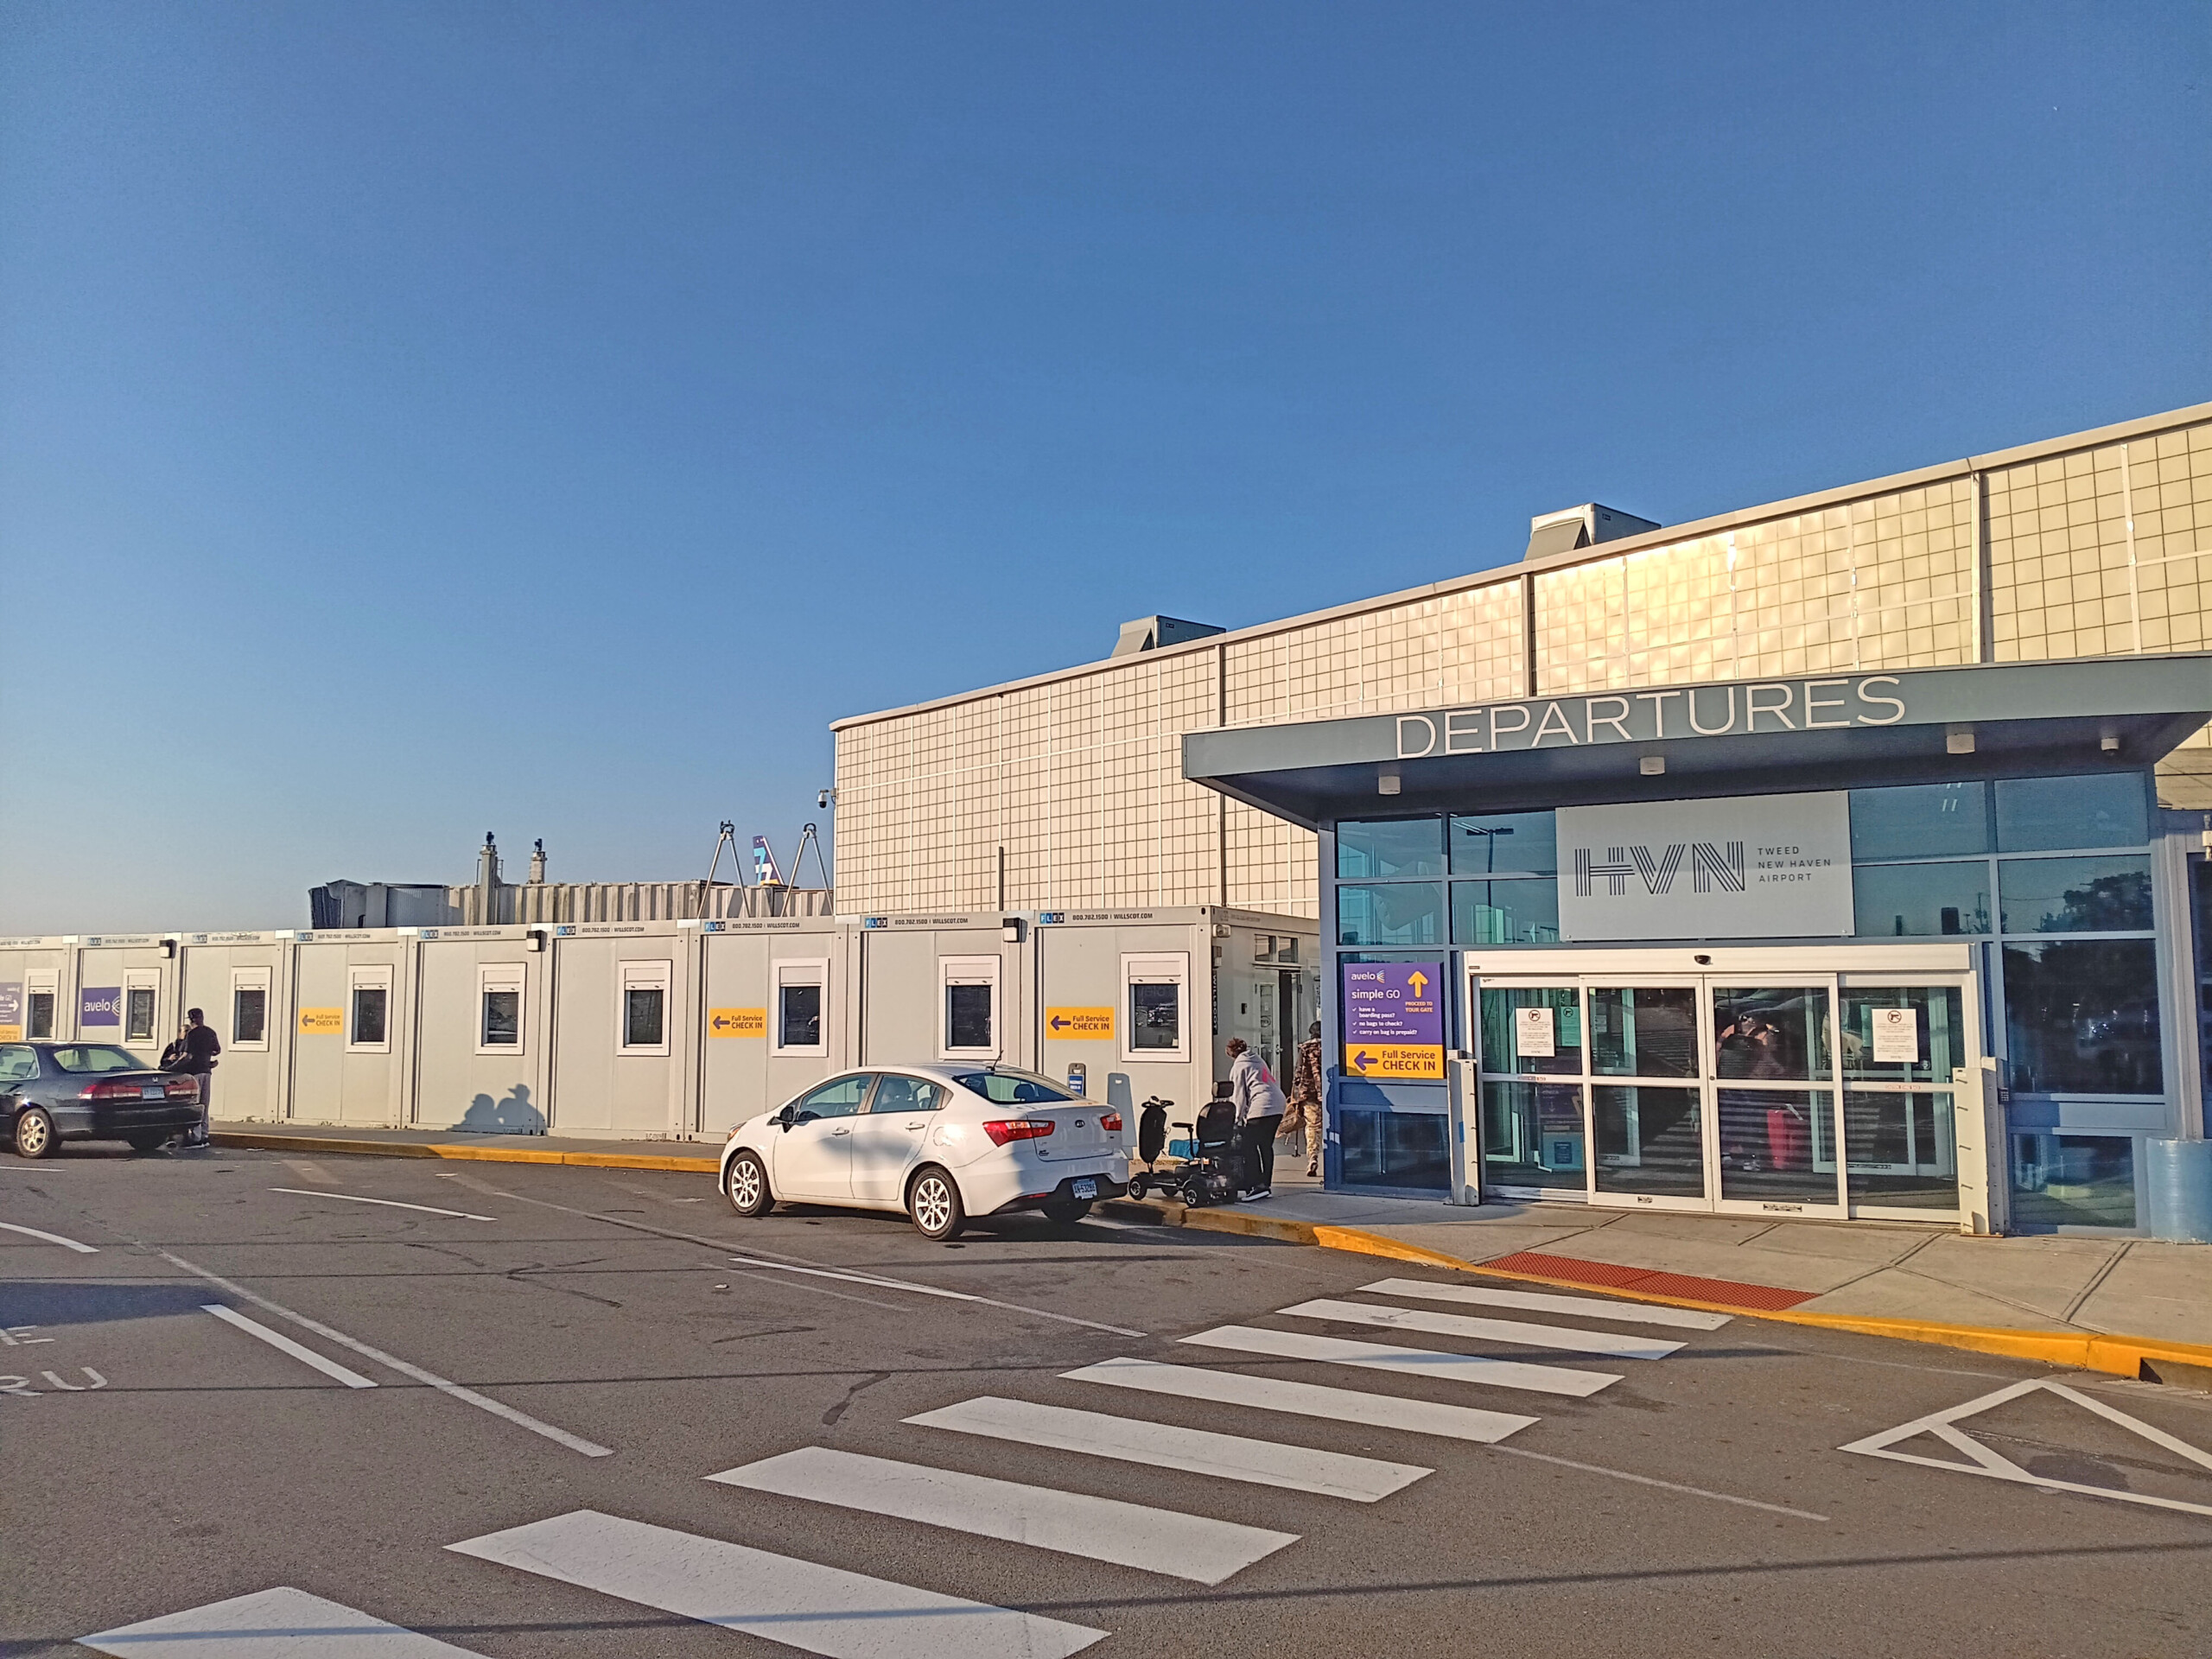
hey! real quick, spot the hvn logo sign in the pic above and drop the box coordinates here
[1574,842,1745,897]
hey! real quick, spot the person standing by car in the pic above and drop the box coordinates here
[175,1007,219,1148]
[1224,1037,1284,1199]
[1283,1020,1325,1179]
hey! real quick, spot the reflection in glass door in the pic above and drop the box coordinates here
[1589,986,1707,1205]
[1710,986,1840,1210]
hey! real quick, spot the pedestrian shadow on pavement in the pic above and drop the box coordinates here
[450,1085,546,1135]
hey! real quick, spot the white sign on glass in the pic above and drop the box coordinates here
[1871,1006,1920,1064]
[1555,791,1854,942]
[1514,1005,1556,1058]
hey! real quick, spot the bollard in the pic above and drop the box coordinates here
[2145,1139,2212,1243]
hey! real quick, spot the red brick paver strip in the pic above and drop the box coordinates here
[1479,1249,1817,1313]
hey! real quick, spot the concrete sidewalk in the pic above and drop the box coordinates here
[1236,1171,2212,1349]
[210,1118,2212,1378]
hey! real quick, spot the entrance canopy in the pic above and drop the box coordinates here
[1182,656,2212,828]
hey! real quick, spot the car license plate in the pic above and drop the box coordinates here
[142,1085,164,1100]
[1071,1178,1097,1200]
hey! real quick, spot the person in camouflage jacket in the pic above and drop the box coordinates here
[1283,1022,1325,1177]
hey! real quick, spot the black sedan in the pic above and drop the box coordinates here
[0,1042,205,1157]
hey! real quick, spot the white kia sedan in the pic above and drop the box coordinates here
[720,1065,1128,1240]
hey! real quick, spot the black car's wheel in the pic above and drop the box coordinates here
[13,1108,56,1160]
[907,1166,966,1241]
[724,1150,773,1217]
[1041,1197,1092,1224]
[125,1132,170,1154]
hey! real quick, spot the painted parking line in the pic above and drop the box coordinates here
[1062,1357,1538,1444]
[202,1305,378,1389]
[907,1394,1429,1501]
[1361,1277,1734,1332]
[448,1509,1106,1659]
[728,1255,1147,1339]
[711,1445,1297,1583]
[82,1586,487,1656]
[1842,1376,2212,1520]
[269,1187,497,1222]
[1279,1297,1686,1360]
[1181,1324,1621,1396]
[159,1250,612,1458]
[0,1220,98,1253]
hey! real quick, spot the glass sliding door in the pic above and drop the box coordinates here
[1589,985,1708,1206]
[1471,982,1588,1198]
[1839,982,1969,1216]
[1710,984,1843,1212]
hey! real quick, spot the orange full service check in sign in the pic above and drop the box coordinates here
[709,1008,766,1038]
[297,1008,344,1035]
[1046,1007,1115,1039]
[1340,962,1446,1079]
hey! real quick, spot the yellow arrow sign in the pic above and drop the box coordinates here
[1343,1042,1445,1080]
[1407,970,1430,998]
[709,1008,766,1038]
[1046,1007,1115,1039]
[297,1007,343,1035]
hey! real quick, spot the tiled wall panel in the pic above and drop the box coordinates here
[836,412,2212,906]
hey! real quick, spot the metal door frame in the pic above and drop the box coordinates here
[1459,944,1980,1224]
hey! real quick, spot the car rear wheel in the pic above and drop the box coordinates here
[907,1166,965,1241]
[125,1132,170,1154]
[13,1108,55,1160]
[725,1151,773,1217]
[1041,1198,1092,1224]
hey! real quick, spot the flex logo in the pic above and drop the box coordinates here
[1574,842,1745,897]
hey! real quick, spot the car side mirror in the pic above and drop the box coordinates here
[774,1105,795,1129]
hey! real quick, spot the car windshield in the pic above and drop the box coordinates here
[48,1046,151,1075]
[951,1067,1078,1105]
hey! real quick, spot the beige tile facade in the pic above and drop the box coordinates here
[833,403,2212,915]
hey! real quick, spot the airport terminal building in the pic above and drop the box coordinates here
[9,400,2212,1238]
[833,400,2212,1236]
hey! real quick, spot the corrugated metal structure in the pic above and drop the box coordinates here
[455,882,835,925]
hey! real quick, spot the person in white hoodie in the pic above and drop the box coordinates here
[1224,1038,1285,1199]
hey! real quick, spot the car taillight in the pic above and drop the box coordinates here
[165,1077,202,1100]
[81,1079,144,1100]
[982,1118,1055,1147]
[1099,1112,1123,1133]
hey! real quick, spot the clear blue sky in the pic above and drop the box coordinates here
[3,3,2206,932]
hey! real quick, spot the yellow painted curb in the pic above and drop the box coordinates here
[210,1130,720,1175]
[1103,1197,2212,1384]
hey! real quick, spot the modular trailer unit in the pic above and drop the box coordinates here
[0,908,1318,1154]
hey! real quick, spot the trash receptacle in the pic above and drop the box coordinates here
[2145,1139,2212,1243]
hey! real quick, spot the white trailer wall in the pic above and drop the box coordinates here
[1033,909,1313,1134]
[0,937,73,1043]
[179,936,290,1123]
[859,915,1029,1073]
[699,918,855,1136]
[289,938,413,1128]
[546,925,698,1138]
[73,937,178,1049]
[413,930,552,1133]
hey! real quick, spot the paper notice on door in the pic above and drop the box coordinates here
[1871,1007,1919,1064]
[1514,1005,1556,1058]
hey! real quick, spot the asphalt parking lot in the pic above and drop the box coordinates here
[4,1147,2209,1656]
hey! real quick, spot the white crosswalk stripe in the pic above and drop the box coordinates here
[1182,1323,1621,1395]
[1279,1297,1686,1360]
[709,1445,1298,1583]
[1360,1277,1734,1332]
[81,1586,486,1656]
[448,1509,1107,1659]
[1063,1356,1539,1443]
[906,1393,1429,1501]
